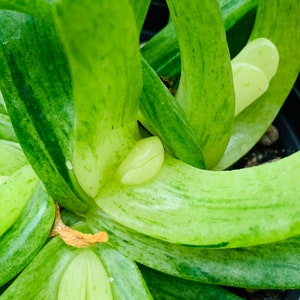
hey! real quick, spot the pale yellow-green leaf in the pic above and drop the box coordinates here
[58,249,113,300]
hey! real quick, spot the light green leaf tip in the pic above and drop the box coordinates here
[117,136,165,185]
[232,38,279,115]
[58,249,113,300]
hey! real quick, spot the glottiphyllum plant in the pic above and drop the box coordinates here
[0,0,299,299]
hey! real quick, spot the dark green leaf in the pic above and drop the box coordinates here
[139,264,241,300]
[0,10,93,213]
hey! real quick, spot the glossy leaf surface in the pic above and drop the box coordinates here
[0,10,93,213]
[96,151,300,248]
[1,222,152,299]
[88,209,300,289]
[0,182,55,286]
[166,0,235,168]
[54,0,142,198]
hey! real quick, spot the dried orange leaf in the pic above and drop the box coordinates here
[50,202,108,247]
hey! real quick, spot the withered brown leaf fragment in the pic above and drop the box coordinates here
[50,202,108,248]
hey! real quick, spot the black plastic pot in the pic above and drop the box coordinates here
[277,76,300,150]
[140,0,168,43]
[272,77,300,157]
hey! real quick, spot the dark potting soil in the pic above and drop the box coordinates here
[233,77,300,169]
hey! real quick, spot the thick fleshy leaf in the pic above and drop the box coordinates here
[0,0,50,18]
[129,0,151,33]
[95,151,300,248]
[165,0,235,168]
[0,232,79,299]
[0,10,94,213]
[139,264,241,300]
[0,182,55,286]
[0,113,17,142]
[53,0,142,198]
[58,249,113,300]
[141,0,258,80]
[139,58,205,168]
[214,0,300,169]
[60,211,153,299]
[94,246,152,299]
[0,140,27,175]
[1,222,152,299]
[0,165,37,237]
[0,0,143,207]
[139,0,258,169]
[0,140,37,237]
[87,208,300,289]
[0,92,7,114]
